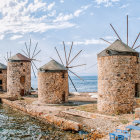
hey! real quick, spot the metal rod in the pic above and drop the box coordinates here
[10,51,11,57]
[32,42,38,59]
[25,42,30,57]
[32,50,41,59]
[132,33,140,48]
[68,69,83,81]
[68,50,82,66]
[29,38,31,58]
[68,75,77,92]
[31,63,36,78]
[110,24,122,41]
[22,50,28,57]
[67,64,86,68]
[4,57,7,62]
[63,41,68,66]
[127,15,128,46]
[55,47,64,65]
[67,42,73,63]
[134,45,140,50]
[32,61,38,70]
[100,38,112,44]
[7,52,8,59]
[50,57,60,63]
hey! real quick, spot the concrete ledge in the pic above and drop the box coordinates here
[135,108,140,118]
[1,99,82,131]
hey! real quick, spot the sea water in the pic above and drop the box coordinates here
[31,76,98,93]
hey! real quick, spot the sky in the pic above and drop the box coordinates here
[0,0,139,76]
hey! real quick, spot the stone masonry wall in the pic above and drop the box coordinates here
[138,58,140,97]
[7,61,31,97]
[98,55,139,114]
[0,70,7,91]
[38,71,69,104]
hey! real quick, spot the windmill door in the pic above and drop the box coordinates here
[62,92,65,102]
[135,83,140,98]
[20,89,24,96]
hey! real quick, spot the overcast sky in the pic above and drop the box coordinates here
[0,0,139,76]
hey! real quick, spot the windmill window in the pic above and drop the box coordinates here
[137,58,139,64]
[135,83,139,98]
[0,70,2,74]
[0,80,2,85]
[20,76,25,84]
[62,73,65,78]
[0,86,2,91]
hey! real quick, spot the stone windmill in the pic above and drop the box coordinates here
[37,42,85,104]
[7,53,31,97]
[0,63,7,92]
[98,15,140,114]
[7,39,40,98]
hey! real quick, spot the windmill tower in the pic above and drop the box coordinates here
[7,39,40,98]
[38,42,85,104]
[98,16,140,114]
[0,63,7,92]
[38,60,68,104]
[7,53,31,97]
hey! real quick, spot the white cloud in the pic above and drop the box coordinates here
[104,36,116,40]
[119,4,129,9]
[60,0,64,3]
[66,39,106,45]
[47,2,55,11]
[0,35,5,40]
[0,0,76,40]
[10,35,23,40]
[95,0,120,7]
[54,5,90,22]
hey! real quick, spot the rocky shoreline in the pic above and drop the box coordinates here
[0,92,140,139]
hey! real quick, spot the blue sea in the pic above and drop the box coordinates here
[31,76,98,93]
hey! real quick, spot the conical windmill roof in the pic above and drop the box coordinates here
[39,60,67,72]
[8,53,31,62]
[0,63,7,70]
[98,39,139,57]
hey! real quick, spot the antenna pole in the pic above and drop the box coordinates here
[110,24,122,41]
[100,38,111,44]
[127,15,128,46]
[132,33,140,48]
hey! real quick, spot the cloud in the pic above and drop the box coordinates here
[66,38,106,45]
[10,35,23,40]
[54,5,90,22]
[0,0,76,40]
[119,4,129,9]
[60,0,64,3]
[0,35,5,40]
[47,2,55,11]
[95,0,120,7]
